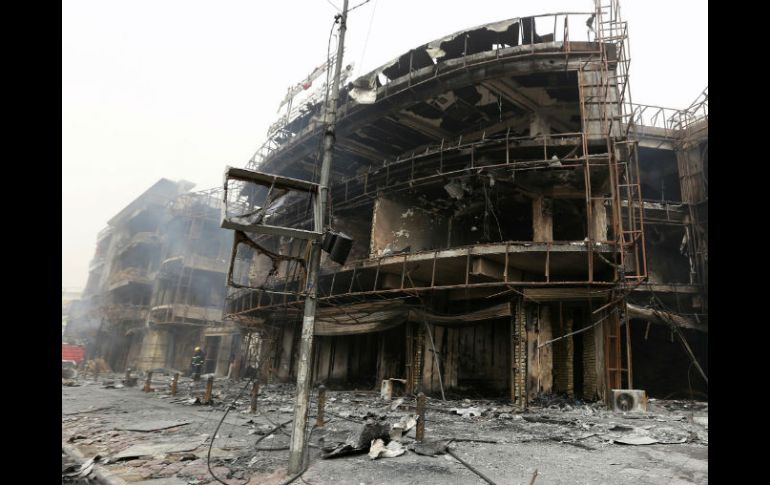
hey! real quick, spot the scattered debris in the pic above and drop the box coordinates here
[389,415,417,440]
[62,360,79,379]
[62,455,99,480]
[451,407,482,418]
[522,415,574,425]
[368,439,406,459]
[444,180,467,199]
[608,424,635,432]
[321,422,390,459]
[613,436,659,445]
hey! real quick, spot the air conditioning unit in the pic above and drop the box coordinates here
[610,389,648,413]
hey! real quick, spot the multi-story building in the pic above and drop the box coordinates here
[221,4,707,404]
[80,179,239,375]
[138,188,238,376]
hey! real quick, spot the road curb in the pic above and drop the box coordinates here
[62,442,130,485]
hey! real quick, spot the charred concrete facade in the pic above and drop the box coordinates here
[222,6,707,404]
[82,180,239,376]
[138,188,239,376]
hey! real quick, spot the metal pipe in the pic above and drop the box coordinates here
[447,448,498,485]
[416,392,426,442]
[203,376,214,404]
[171,373,179,396]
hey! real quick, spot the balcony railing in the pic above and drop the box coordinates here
[149,303,224,325]
[160,254,228,275]
[99,304,148,322]
[107,267,152,290]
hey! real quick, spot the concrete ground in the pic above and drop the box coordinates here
[62,374,707,485]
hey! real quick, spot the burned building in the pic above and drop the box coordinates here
[222,7,707,404]
[83,180,239,376]
[138,188,238,376]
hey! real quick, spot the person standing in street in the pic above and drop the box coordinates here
[191,346,205,380]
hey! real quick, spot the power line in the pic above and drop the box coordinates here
[325,0,340,12]
[348,0,372,14]
[357,0,378,73]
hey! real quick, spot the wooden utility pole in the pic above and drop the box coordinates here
[287,0,349,474]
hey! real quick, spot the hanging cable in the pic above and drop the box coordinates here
[348,0,372,13]
[538,308,618,348]
[357,0,378,71]
[325,0,341,12]
[207,378,255,485]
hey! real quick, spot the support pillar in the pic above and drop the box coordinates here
[591,198,608,242]
[532,196,553,242]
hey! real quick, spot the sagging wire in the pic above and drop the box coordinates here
[207,378,256,485]
[207,379,332,484]
[357,0,378,72]
[324,0,340,12]
[254,418,294,451]
[348,0,372,14]
[649,293,708,385]
[483,182,504,241]
[275,401,320,485]
[538,307,618,348]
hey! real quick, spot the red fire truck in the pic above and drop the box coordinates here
[62,343,85,363]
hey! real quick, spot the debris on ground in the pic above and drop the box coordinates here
[62,455,99,480]
[368,439,405,459]
[322,422,391,459]
[63,376,708,483]
[450,407,482,418]
[613,436,659,445]
[390,415,417,440]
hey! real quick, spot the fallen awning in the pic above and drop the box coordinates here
[312,301,513,335]
[409,302,512,325]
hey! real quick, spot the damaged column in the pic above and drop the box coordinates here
[591,198,608,242]
[532,196,553,242]
[136,328,172,372]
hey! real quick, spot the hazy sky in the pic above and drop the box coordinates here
[62,0,707,289]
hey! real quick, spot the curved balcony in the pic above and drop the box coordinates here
[149,303,224,325]
[107,267,152,291]
[117,232,161,255]
[225,240,622,317]
[250,12,600,180]
[159,255,228,275]
[99,304,148,323]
